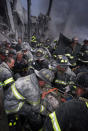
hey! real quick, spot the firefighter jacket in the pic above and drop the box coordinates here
[78,44,88,63]
[4,74,46,116]
[0,62,14,89]
[53,68,75,91]
[65,44,81,67]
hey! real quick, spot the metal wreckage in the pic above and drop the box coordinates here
[0,0,88,131]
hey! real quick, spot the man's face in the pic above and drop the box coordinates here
[8,59,15,69]
[38,80,46,87]
[57,65,67,72]
[17,53,23,61]
[76,87,85,97]
[84,41,88,45]
[73,40,78,44]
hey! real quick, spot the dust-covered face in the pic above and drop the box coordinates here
[8,59,15,69]
[38,80,46,87]
[57,65,67,72]
[17,53,23,61]
[76,87,85,97]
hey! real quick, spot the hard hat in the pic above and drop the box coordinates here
[9,49,17,56]
[35,68,55,85]
[57,55,71,67]
[76,72,88,89]
[34,48,45,60]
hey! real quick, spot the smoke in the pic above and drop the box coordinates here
[22,0,88,42]
[38,0,88,42]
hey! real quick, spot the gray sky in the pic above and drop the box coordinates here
[21,0,48,16]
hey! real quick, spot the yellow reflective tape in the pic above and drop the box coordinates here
[65,54,74,59]
[69,81,75,85]
[13,122,16,126]
[78,58,88,63]
[58,55,62,59]
[55,80,67,85]
[73,86,77,89]
[9,122,12,127]
[70,56,74,59]
[16,116,19,121]
[65,60,68,63]
[40,105,45,113]
[49,112,61,131]
[61,60,64,63]
[72,63,77,66]
[53,55,57,58]
[4,77,14,85]
[11,83,40,106]
[65,54,70,56]
[11,83,25,100]
[37,50,43,53]
[86,102,88,108]
[6,102,24,114]
[0,82,4,86]
[28,99,40,106]
[38,128,43,131]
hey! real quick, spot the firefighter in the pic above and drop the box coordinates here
[51,40,58,54]
[15,37,23,51]
[8,49,17,59]
[22,46,34,75]
[33,48,49,70]
[4,73,47,131]
[53,55,75,91]
[35,68,60,112]
[31,35,37,48]
[73,39,88,74]
[44,39,51,51]
[13,51,28,76]
[22,45,34,64]
[65,37,81,68]
[0,83,9,131]
[43,99,88,131]
[4,42,11,50]
[0,57,15,89]
[0,47,9,63]
[75,72,88,99]
[77,39,88,72]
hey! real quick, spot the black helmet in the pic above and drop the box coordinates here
[78,45,88,64]
[0,48,8,56]
[76,72,88,89]
[56,55,71,67]
[9,49,17,56]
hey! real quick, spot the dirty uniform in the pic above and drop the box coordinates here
[4,74,46,131]
[0,85,9,131]
[40,84,60,113]
[65,44,81,67]
[0,62,14,89]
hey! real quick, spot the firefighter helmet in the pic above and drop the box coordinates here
[34,48,45,60]
[76,72,88,89]
[57,55,71,67]
[35,68,55,85]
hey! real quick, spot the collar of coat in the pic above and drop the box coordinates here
[1,62,12,74]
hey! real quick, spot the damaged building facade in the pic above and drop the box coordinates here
[0,0,53,43]
[0,0,27,42]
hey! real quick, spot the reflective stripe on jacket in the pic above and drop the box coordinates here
[49,112,61,131]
